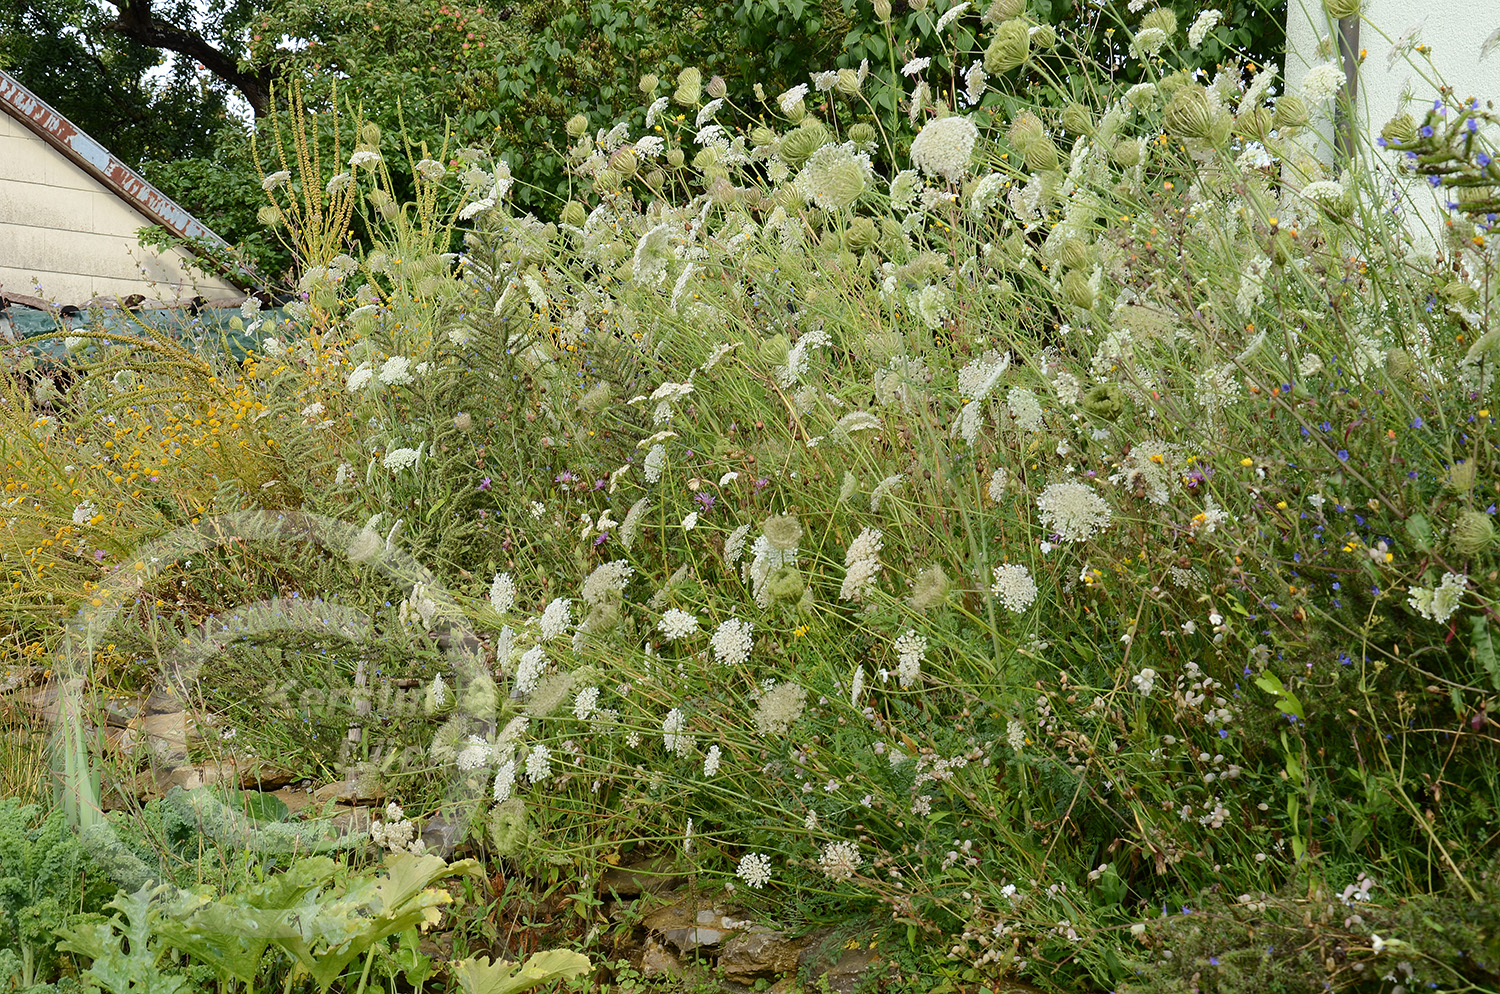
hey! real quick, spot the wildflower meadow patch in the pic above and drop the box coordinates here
[3,2,1500,992]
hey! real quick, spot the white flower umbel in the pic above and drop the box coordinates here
[818,840,863,881]
[347,362,375,391]
[489,572,516,614]
[894,629,926,688]
[1408,572,1467,623]
[379,355,414,386]
[573,686,600,721]
[990,563,1039,612]
[456,734,493,771]
[658,608,700,641]
[1037,482,1113,542]
[737,852,773,888]
[582,560,633,606]
[987,468,1009,503]
[869,474,904,513]
[383,446,422,472]
[753,681,807,736]
[840,527,884,602]
[539,597,572,640]
[492,760,516,802]
[1300,62,1346,105]
[1188,10,1222,49]
[662,707,694,757]
[515,646,546,696]
[703,744,722,777]
[910,115,979,183]
[711,617,754,666]
[1132,667,1158,696]
[525,743,552,783]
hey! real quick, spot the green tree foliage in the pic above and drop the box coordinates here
[0,0,245,165]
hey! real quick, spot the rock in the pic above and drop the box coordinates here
[270,785,319,815]
[13,683,61,721]
[641,892,740,954]
[313,778,386,804]
[0,666,44,693]
[329,805,374,834]
[126,710,191,761]
[718,927,808,979]
[166,765,222,791]
[639,937,683,978]
[599,858,685,897]
[813,945,883,994]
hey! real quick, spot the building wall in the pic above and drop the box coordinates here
[1286,1,1500,245]
[0,111,240,306]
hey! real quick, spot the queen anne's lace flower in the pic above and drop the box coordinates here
[818,840,863,881]
[797,143,870,211]
[711,617,754,665]
[383,447,421,471]
[525,743,552,783]
[1188,10,1222,49]
[644,444,667,483]
[539,598,572,640]
[1037,482,1113,542]
[869,474,904,513]
[658,609,700,640]
[573,686,600,721]
[1006,387,1044,433]
[492,760,516,802]
[909,115,979,182]
[515,646,546,696]
[894,629,926,687]
[489,575,519,614]
[987,468,1009,502]
[456,735,493,770]
[1129,27,1167,59]
[1408,572,1467,623]
[958,350,1011,402]
[662,707,694,757]
[738,852,772,888]
[990,563,1039,612]
[582,560,633,606]
[1300,62,1346,105]
[754,681,806,736]
[347,362,375,392]
[379,356,413,386]
[778,83,809,114]
[914,284,949,330]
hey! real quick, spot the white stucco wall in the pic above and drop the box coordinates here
[0,111,240,306]
[1285,0,1500,242]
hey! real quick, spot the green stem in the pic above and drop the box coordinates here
[353,944,378,994]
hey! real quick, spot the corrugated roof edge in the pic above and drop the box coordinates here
[0,68,263,292]
[2,291,249,312]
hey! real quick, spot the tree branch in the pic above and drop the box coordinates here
[103,0,272,115]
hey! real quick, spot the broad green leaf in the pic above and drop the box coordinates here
[1473,615,1499,690]
[451,950,591,994]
